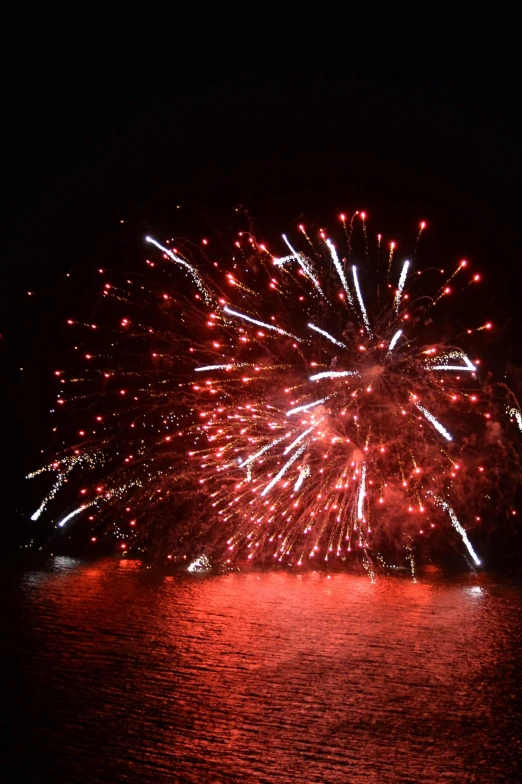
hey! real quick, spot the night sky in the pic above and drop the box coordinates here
[2,8,522,548]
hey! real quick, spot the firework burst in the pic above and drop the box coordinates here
[30,212,522,571]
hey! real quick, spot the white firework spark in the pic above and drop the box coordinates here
[394,259,410,312]
[223,305,302,342]
[286,396,333,417]
[294,463,311,492]
[309,370,360,382]
[261,443,307,496]
[275,235,325,297]
[352,265,372,336]
[415,402,453,441]
[326,239,354,306]
[307,322,347,348]
[283,418,324,455]
[239,433,291,469]
[57,503,94,528]
[387,329,403,354]
[428,494,481,566]
[357,462,367,520]
[429,351,477,372]
[195,363,249,372]
[146,237,212,304]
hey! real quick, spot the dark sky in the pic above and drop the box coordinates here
[2,7,522,533]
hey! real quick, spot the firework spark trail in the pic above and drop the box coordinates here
[415,402,453,441]
[340,214,349,245]
[439,258,469,294]
[430,363,476,372]
[223,305,302,342]
[283,418,323,454]
[309,370,360,381]
[31,475,67,521]
[429,352,476,372]
[326,239,354,306]
[239,433,290,469]
[428,494,481,566]
[286,396,333,417]
[360,212,369,259]
[276,235,326,297]
[55,480,141,529]
[57,503,94,528]
[308,322,347,348]
[414,221,427,255]
[357,462,367,520]
[394,260,410,312]
[261,443,307,496]
[387,241,396,281]
[352,265,372,335]
[347,213,359,260]
[31,503,51,522]
[387,329,402,354]
[28,453,103,520]
[294,463,310,492]
[145,237,212,304]
[195,363,249,372]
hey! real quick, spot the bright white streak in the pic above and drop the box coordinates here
[308,322,346,348]
[294,464,310,492]
[30,470,69,520]
[57,503,92,528]
[428,494,481,566]
[352,266,372,336]
[357,462,367,520]
[394,259,410,312]
[415,402,453,441]
[145,237,212,303]
[261,444,307,496]
[31,502,49,522]
[281,234,299,256]
[387,329,402,354]
[286,395,332,417]
[223,305,302,342]
[195,363,247,372]
[31,502,47,521]
[431,364,476,372]
[28,454,101,521]
[277,235,325,297]
[283,418,323,455]
[326,239,354,306]
[309,370,359,381]
[430,354,477,372]
[239,433,290,468]
[273,254,297,266]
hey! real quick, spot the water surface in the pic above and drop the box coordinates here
[7,557,522,782]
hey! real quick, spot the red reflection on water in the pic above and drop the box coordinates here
[16,559,520,783]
